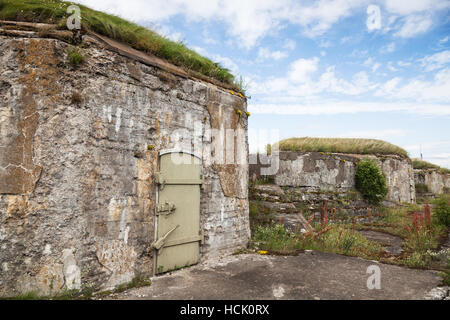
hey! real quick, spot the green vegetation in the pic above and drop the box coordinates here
[252,223,385,259]
[249,200,274,232]
[115,274,152,293]
[442,271,450,286]
[412,158,450,174]
[0,0,240,89]
[355,158,388,205]
[275,137,409,157]
[4,291,40,300]
[4,288,87,300]
[415,183,429,193]
[250,176,275,187]
[66,46,84,67]
[432,194,450,227]
[249,197,448,276]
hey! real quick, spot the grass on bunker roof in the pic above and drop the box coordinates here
[275,137,409,158]
[0,0,241,90]
[412,159,450,174]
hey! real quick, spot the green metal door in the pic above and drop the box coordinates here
[153,152,203,274]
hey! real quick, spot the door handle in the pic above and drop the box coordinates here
[152,224,180,254]
[156,201,176,216]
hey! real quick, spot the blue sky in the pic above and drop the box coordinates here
[76,0,450,168]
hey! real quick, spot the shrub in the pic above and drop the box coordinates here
[355,158,388,205]
[433,195,450,227]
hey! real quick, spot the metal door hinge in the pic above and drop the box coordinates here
[200,230,205,245]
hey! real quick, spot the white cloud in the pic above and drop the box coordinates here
[420,50,450,72]
[397,61,412,67]
[317,39,332,48]
[340,36,352,44]
[283,39,296,51]
[75,0,368,48]
[364,57,373,66]
[394,14,433,38]
[381,15,398,34]
[380,42,396,53]
[384,0,448,15]
[337,129,406,139]
[405,140,450,168]
[440,36,449,44]
[376,0,450,38]
[351,49,369,57]
[154,24,185,42]
[202,29,218,45]
[288,57,319,83]
[253,61,375,98]
[248,101,450,116]
[257,47,288,61]
[387,61,398,72]
[190,45,239,73]
[251,57,450,116]
[364,58,381,72]
[375,77,401,95]
[376,68,450,102]
[372,62,381,72]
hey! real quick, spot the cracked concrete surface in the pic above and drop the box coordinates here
[107,252,443,300]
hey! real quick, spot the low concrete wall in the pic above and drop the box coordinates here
[414,169,450,195]
[251,152,416,204]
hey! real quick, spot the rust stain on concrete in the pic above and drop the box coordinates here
[0,39,62,194]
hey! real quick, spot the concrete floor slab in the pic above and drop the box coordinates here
[107,252,443,300]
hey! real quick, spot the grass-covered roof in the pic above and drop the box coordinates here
[0,0,241,90]
[275,137,409,158]
[412,159,450,174]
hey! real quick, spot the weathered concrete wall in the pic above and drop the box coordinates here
[414,169,450,195]
[251,152,415,204]
[0,32,249,296]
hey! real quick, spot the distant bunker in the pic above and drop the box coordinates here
[0,21,250,296]
[250,138,417,209]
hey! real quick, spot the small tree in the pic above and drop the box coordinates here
[355,158,388,205]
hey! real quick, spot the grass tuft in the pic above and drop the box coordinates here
[274,137,409,157]
[66,46,84,67]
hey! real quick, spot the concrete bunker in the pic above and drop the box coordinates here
[250,138,417,219]
[0,21,250,296]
